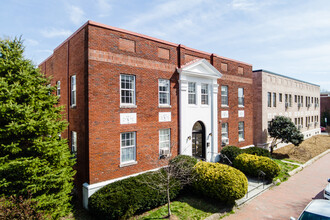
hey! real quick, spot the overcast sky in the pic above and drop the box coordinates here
[1,0,330,91]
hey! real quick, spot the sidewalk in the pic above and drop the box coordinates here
[222,151,330,220]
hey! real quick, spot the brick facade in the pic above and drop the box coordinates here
[320,93,330,126]
[39,21,254,202]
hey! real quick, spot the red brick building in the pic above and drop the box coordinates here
[39,21,254,207]
[320,93,330,127]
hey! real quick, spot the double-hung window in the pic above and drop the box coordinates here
[221,86,228,106]
[121,132,136,164]
[267,92,271,107]
[120,74,135,105]
[71,131,77,157]
[159,129,170,156]
[221,123,228,145]
[273,93,276,107]
[158,79,170,106]
[238,121,244,141]
[56,81,61,97]
[201,84,208,105]
[71,75,76,107]
[188,82,196,104]
[279,93,282,102]
[289,94,292,107]
[238,88,244,106]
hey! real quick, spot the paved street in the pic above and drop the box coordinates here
[222,152,330,220]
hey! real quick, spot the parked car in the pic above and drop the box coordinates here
[321,126,326,132]
[324,178,330,200]
[290,199,330,220]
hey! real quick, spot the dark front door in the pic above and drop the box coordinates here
[192,121,205,160]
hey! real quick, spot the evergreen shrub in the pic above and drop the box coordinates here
[220,145,242,164]
[88,170,181,219]
[193,161,248,203]
[243,147,271,157]
[233,153,280,180]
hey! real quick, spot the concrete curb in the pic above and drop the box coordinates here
[205,150,330,220]
[288,149,330,176]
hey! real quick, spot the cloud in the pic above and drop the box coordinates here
[25,39,39,47]
[125,0,205,29]
[97,0,112,17]
[231,0,256,11]
[40,28,72,38]
[67,5,85,25]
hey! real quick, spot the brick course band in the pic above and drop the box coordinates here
[89,49,176,72]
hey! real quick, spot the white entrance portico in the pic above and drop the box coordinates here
[177,59,222,162]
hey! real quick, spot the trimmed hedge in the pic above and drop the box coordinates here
[233,153,280,180]
[193,162,248,203]
[221,146,271,165]
[220,145,242,164]
[243,147,271,158]
[88,169,180,219]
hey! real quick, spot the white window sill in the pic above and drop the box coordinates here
[239,139,245,142]
[70,105,76,108]
[120,104,137,109]
[221,105,229,108]
[158,104,171,108]
[238,105,244,108]
[120,161,137,167]
[201,104,209,108]
[188,104,198,107]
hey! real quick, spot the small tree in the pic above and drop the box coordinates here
[0,38,76,218]
[139,153,197,218]
[268,116,304,155]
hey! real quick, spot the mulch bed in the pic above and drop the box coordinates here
[272,135,330,163]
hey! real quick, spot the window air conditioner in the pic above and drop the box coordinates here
[222,138,229,146]
[285,102,289,108]
[160,148,170,157]
[298,103,301,108]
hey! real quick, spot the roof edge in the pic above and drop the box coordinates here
[253,69,320,87]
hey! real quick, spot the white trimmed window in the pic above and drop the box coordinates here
[70,75,76,106]
[221,86,228,106]
[267,92,271,107]
[121,132,136,164]
[159,129,170,156]
[56,81,61,97]
[71,131,77,157]
[188,82,196,104]
[238,121,244,141]
[221,123,228,145]
[158,79,170,105]
[201,84,208,105]
[120,74,135,105]
[238,88,244,106]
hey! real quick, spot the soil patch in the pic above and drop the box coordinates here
[273,135,330,163]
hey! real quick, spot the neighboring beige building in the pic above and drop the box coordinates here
[253,70,321,148]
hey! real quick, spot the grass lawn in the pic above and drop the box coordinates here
[273,159,299,182]
[134,194,234,220]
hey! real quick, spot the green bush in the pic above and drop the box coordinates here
[243,147,271,158]
[220,145,242,164]
[193,162,248,203]
[88,170,181,219]
[233,154,280,180]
